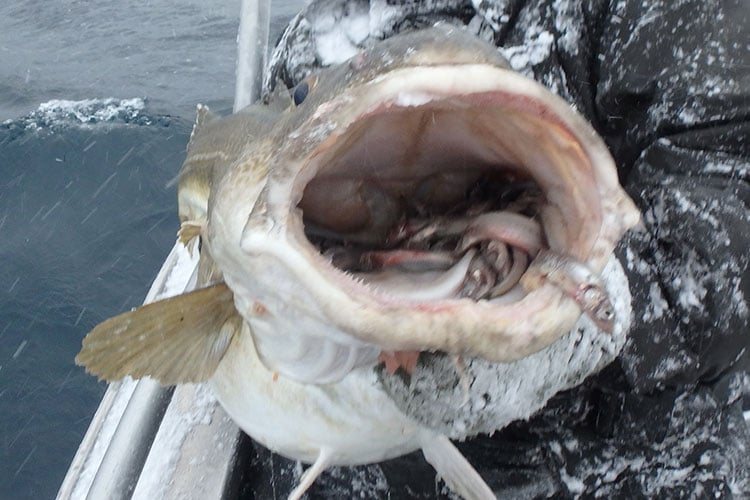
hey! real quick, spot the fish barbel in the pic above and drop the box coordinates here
[76,25,639,499]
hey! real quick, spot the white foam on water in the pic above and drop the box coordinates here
[4,97,148,131]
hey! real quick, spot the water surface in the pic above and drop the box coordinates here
[0,1,302,497]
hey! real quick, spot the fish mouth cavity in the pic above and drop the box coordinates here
[293,75,605,306]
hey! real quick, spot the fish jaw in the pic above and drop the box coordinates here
[209,61,639,383]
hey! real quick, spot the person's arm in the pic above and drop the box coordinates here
[591,0,750,390]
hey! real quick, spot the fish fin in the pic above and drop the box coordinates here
[177,220,203,246]
[190,103,220,143]
[264,78,294,111]
[288,450,333,500]
[197,245,224,286]
[75,283,239,385]
[421,433,495,500]
[378,350,421,375]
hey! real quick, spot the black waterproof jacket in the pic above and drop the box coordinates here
[238,0,750,497]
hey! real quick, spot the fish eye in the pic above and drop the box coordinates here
[293,81,309,106]
[292,76,319,106]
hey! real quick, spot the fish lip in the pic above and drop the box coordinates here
[241,63,639,362]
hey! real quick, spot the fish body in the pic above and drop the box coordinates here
[77,25,639,499]
[212,321,423,465]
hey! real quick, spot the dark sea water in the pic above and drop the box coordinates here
[0,1,302,498]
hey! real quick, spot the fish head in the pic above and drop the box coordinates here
[205,25,640,382]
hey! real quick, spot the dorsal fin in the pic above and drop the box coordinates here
[75,283,239,386]
[189,103,220,143]
[263,79,294,113]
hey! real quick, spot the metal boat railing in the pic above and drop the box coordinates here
[57,1,270,498]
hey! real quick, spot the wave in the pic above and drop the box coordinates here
[1,97,172,133]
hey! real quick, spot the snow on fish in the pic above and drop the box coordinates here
[76,26,639,499]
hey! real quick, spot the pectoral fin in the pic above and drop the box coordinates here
[76,283,239,385]
[287,449,333,500]
[421,433,495,500]
[177,220,203,246]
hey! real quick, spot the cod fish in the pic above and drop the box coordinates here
[77,25,639,499]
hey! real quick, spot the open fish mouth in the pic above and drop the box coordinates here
[300,99,582,306]
[238,63,639,366]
